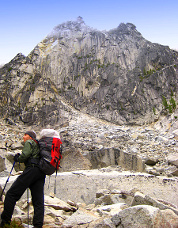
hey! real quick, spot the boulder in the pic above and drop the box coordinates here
[62,208,99,227]
[116,150,145,172]
[0,143,6,150]
[96,189,111,198]
[145,157,158,166]
[173,129,178,140]
[0,156,5,172]
[10,142,23,150]
[87,148,119,169]
[60,147,92,172]
[44,195,77,212]
[86,148,145,172]
[5,153,25,172]
[161,209,178,228]
[167,154,178,167]
[96,203,127,217]
[131,191,178,215]
[46,170,178,208]
[170,169,178,176]
[88,218,116,228]
[94,193,126,206]
[111,205,178,228]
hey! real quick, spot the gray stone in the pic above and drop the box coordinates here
[92,218,116,228]
[161,209,178,228]
[45,170,178,208]
[111,205,174,228]
[10,142,23,150]
[96,189,110,198]
[131,191,178,215]
[44,195,76,212]
[167,154,178,167]
[96,203,127,217]
[62,208,99,227]
[94,194,126,206]
[116,150,145,172]
[60,147,92,172]
[0,156,5,172]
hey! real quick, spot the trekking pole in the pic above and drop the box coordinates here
[27,188,30,228]
[54,175,57,195]
[54,145,62,195]
[0,161,15,201]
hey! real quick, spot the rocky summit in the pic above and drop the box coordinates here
[0,17,178,126]
[0,17,178,227]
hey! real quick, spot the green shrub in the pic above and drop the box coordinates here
[68,84,73,89]
[168,105,172,113]
[139,76,144,82]
[8,67,12,72]
[18,101,21,107]
[170,97,176,109]
[170,89,174,97]
[106,105,110,110]
[162,95,176,113]
[143,68,147,75]
[162,96,168,109]
[74,74,80,81]
[3,219,24,227]
[153,107,156,115]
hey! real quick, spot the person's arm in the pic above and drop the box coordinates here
[18,140,33,163]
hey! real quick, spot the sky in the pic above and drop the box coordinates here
[0,0,178,65]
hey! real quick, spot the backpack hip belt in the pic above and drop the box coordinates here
[26,158,40,167]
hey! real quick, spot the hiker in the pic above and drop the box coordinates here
[1,131,46,228]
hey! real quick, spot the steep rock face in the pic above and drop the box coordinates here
[0,17,177,125]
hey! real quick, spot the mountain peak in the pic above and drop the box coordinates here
[108,22,142,38]
[1,17,177,127]
[76,16,85,24]
[47,16,92,39]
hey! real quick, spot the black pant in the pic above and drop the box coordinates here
[1,166,46,227]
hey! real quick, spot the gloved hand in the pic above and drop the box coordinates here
[14,153,20,162]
